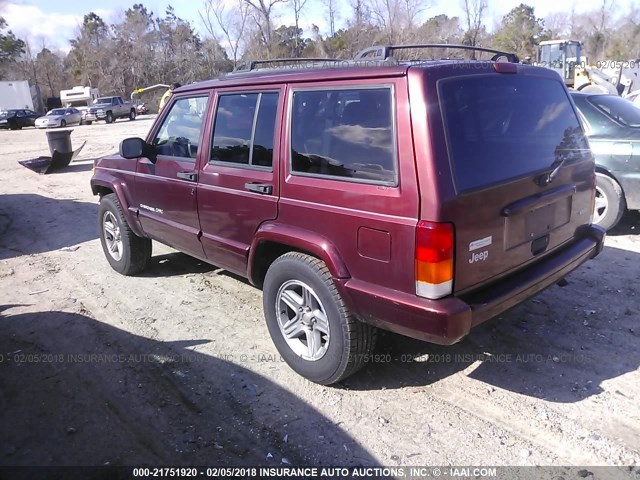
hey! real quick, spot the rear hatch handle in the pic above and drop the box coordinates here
[245,182,273,195]
[502,184,576,217]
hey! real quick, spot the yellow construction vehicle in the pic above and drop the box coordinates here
[537,39,639,96]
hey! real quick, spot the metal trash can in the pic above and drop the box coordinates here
[46,129,73,156]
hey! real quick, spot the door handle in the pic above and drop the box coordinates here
[177,171,198,182]
[244,182,273,195]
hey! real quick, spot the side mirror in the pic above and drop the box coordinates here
[120,137,156,162]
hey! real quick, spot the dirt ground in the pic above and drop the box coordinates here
[0,119,639,472]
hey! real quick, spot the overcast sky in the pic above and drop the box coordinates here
[1,0,635,53]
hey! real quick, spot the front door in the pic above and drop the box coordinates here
[197,90,281,275]
[134,94,210,257]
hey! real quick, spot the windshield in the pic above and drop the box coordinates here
[48,109,66,116]
[540,44,562,67]
[588,95,640,127]
[439,75,590,192]
[0,110,17,118]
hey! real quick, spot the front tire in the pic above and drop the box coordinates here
[263,252,377,385]
[593,172,625,230]
[60,120,66,127]
[98,193,151,275]
[105,111,114,124]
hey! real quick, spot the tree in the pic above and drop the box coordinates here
[366,0,424,45]
[417,14,463,44]
[461,0,487,51]
[200,0,249,66]
[322,0,338,37]
[0,17,25,79]
[35,47,66,98]
[571,0,615,61]
[492,3,547,59]
[242,0,289,57]
[67,12,111,87]
[605,8,640,60]
[544,12,570,38]
[290,0,310,56]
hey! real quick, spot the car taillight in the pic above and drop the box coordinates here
[415,221,454,299]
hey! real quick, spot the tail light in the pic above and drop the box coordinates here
[415,221,454,299]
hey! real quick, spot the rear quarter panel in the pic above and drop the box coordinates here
[278,77,419,295]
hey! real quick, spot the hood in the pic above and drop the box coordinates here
[38,115,63,121]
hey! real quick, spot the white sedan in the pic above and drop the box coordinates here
[35,108,82,128]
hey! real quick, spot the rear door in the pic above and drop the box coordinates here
[134,94,210,257]
[435,71,594,293]
[196,89,281,275]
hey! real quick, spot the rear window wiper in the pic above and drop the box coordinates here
[536,157,566,187]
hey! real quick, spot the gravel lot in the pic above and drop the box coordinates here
[0,118,639,474]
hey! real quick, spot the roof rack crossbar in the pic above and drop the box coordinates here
[354,44,519,64]
[233,57,343,72]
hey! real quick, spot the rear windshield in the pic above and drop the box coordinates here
[588,95,640,127]
[438,75,590,192]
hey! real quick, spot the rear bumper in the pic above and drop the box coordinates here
[340,224,606,345]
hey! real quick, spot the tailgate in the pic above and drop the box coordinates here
[437,73,594,293]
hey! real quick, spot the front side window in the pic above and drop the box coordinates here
[151,96,209,160]
[290,87,396,184]
[211,92,279,168]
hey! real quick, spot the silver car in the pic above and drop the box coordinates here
[35,108,82,128]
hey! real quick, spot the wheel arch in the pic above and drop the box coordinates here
[248,225,351,288]
[595,167,625,198]
[91,175,145,237]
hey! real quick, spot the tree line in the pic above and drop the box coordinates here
[1,0,639,105]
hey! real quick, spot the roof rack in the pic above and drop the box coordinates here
[233,57,343,73]
[354,44,519,64]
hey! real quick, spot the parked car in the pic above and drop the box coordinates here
[135,103,148,115]
[571,92,640,230]
[91,46,605,384]
[0,108,39,130]
[35,107,82,129]
[82,96,136,124]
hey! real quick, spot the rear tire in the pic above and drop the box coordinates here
[263,252,377,385]
[98,193,151,275]
[129,109,136,121]
[593,172,625,230]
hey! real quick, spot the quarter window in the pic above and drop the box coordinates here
[151,96,209,161]
[211,92,279,168]
[290,87,396,185]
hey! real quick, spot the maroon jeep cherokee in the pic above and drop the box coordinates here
[91,45,605,384]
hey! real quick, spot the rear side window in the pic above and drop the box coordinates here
[211,92,278,168]
[439,75,590,192]
[291,87,396,185]
[588,95,640,127]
